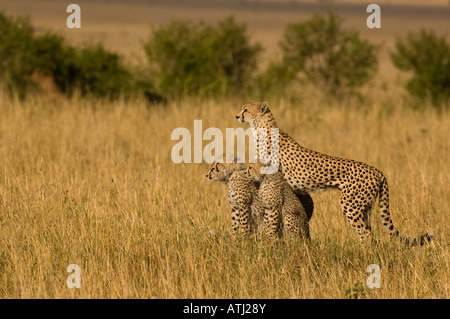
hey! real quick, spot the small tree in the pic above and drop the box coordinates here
[0,12,37,99]
[34,33,134,100]
[391,29,450,107]
[143,17,262,99]
[279,12,378,97]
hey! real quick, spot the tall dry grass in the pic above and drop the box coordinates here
[0,88,448,298]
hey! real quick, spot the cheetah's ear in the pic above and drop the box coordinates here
[260,102,269,114]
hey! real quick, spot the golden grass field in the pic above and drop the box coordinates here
[0,92,448,298]
[0,0,449,299]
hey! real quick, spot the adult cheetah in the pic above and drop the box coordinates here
[236,101,434,246]
[246,162,312,240]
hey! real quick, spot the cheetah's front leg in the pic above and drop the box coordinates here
[231,207,240,234]
[237,206,252,236]
[263,208,280,239]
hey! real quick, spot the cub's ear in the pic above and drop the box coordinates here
[260,102,269,114]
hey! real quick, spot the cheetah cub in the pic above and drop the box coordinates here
[246,162,312,240]
[205,155,265,236]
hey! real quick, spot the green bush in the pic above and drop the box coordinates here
[0,11,139,101]
[33,32,74,92]
[62,44,132,99]
[143,17,262,99]
[0,12,37,99]
[279,12,378,97]
[254,62,296,100]
[391,29,450,107]
[34,33,135,100]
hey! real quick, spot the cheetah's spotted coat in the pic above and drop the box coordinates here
[246,162,311,240]
[206,155,314,238]
[205,157,263,235]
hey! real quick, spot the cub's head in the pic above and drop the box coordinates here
[245,163,263,182]
[236,102,271,126]
[205,161,229,183]
[205,154,246,183]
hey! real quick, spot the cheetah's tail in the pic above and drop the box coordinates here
[378,175,434,246]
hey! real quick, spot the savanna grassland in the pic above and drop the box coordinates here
[0,0,449,299]
[0,91,448,298]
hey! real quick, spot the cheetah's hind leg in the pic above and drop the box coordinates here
[340,185,377,244]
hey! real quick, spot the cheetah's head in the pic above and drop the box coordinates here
[205,161,228,183]
[245,163,263,182]
[205,154,246,183]
[236,101,271,126]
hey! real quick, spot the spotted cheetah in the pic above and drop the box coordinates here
[206,154,314,238]
[246,162,311,240]
[205,155,264,235]
[236,101,434,246]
